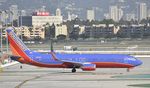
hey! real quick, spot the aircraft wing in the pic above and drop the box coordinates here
[59,59,96,71]
[61,59,86,67]
[51,52,83,66]
[51,52,96,71]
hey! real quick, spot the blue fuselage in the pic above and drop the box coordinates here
[24,50,142,68]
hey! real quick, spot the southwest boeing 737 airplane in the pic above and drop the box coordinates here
[6,28,142,72]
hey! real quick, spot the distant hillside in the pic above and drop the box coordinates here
[0,0,58,13]
[0,0,149,20]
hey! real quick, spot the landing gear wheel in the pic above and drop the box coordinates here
[72,67,76,73]
[127,68,130,72]
[20,65,22,69]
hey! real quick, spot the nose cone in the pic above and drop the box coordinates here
[125,56,142,67]
[135,59,142,66]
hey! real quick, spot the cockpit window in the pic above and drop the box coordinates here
[126,57,136,61]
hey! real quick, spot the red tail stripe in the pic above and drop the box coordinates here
[7,33,31,63]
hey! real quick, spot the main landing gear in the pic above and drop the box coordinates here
[72,67,76,73]
[127,68,133,72]
[127,68,130,72]
[20,65,22,69]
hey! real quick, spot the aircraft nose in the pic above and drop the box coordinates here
[135,59,142,66]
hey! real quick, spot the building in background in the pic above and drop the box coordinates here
[79,26,85,35]
[19,16,32,27]
[148,9,150,17]
[28,26,45,39]
[21,10,27,16]
[109,5,123,22]
[9,5,18,20]
[32,15,63,26]
[19,26,45,39]
[32,11,50,16]
[67,12,71,21]
[56,8,61,16]
[87,9,95,21]
[110,6,118,21]
[19,10,63,27]
[118,8,123,20]
[40,6,46,12]
[55,24,67,38]
[83,26,115,38]
[2,26,45,39]
[125,13,136,21]
[104,13,110,19]
[139,3,147,20]
[0,11,7,23]
[67,12,78,21]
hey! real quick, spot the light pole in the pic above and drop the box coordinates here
[10,11,13,27]
[5,10,9,53]
[18,10,23,41]
[0,11,3,54]
[136,2,139,21]
[21,11,23,41]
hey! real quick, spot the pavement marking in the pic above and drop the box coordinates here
[15,75,41,88]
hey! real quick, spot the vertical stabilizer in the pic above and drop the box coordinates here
[6,28,29,56]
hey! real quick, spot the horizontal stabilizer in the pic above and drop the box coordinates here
[10,56,21,61]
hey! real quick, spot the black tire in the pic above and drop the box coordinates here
[72,68,76,73]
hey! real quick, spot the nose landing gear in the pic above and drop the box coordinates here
[127,68,130,72]
[127,68,133,72]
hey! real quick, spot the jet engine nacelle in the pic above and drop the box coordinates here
[81,63,96,71]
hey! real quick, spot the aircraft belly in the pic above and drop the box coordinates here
[92,62,133,68]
